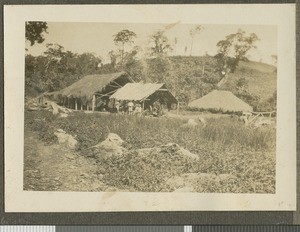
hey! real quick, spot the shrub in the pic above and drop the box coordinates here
[24,110,58,145]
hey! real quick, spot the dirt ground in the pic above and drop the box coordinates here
[24,128,118,192]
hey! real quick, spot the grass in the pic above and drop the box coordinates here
[224,61,277,101]
[25,110,276,193]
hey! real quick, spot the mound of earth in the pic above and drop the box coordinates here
[54,129,78,150]
[136,143,199,161]
[88,133,199,162]
[98,135,200,191]
[88,133,126,159]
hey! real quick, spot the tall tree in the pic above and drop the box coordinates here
[174,37,178,56]
[215,29,259,87]
[189,25,203,56]
[25,21,48,46]
[149,30,172,57]
[108,50,118,67]
[113,29,137,63]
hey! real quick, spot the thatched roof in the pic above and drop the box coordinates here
[188,90,253,113]
[110,83,177,103]
[49,72,131,100]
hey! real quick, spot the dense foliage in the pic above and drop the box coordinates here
[25,44,102,95]
[26,22,48,46]
[25,27,276,111]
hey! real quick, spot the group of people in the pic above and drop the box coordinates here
[114,100,142,115]
[112,99,165,117]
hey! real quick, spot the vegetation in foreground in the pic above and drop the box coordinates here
[24,110,276,193]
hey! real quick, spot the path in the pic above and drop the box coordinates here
[24,128,110,192]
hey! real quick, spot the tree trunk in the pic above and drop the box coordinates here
[121,43,125,63]
[217,73,230,88]
[92,95,96,111]
[217,68,231,88]
[190,38,194,56]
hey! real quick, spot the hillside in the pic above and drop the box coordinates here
[222,61,277,101]
[104,55,277,110]
[26,54,277,111]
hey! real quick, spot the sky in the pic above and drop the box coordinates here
[26,22,277,65]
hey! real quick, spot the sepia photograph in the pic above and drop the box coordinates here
[24,22,277,193]
[4,4,296,212]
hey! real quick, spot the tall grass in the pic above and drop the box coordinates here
[25,110,276,193]
[25,110,275,152]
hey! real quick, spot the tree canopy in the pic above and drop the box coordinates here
[215,29,259,87]
[25,21,48,46]
[216,29,259,73]
[113,30,137,63]
[148,30,172,57]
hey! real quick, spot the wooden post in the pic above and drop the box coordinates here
[81,103,83,111]
[75,99,78,110]
[142,100,145,111]
[92,95,96,111]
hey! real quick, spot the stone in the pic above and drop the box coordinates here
[162,143,199,161]
[198,116,207,125]
[54,129,78,150]
[187,118,198,126]
[91,133,126,160]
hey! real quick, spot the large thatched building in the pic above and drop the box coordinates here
[188,90,253,113]
[47,72,132,111]
[110,83,178,110]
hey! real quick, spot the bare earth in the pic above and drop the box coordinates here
[24,128,112,192]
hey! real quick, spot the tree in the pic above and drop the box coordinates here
[25,21,48,46]
[184,46,188,55]
[108,50,118,67]
[215,29,259,87]
[149,30,172,57]
[25,43,105,94]
[43,43,66,72]
[189,25,203,56]
[174,37,178,55]
[113,29,137,63]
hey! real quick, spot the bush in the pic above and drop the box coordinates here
[101,146,198,192]
[25,110,58,145]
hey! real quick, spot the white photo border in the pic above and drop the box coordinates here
[4,4,296,212]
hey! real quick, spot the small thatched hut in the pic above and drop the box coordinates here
[109,82,178,111]
[188,90,253,113]
[46,72,132,111]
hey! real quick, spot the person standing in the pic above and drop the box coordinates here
[128,101,134,115]
[135,103,142,116]
[115,100,120,113]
